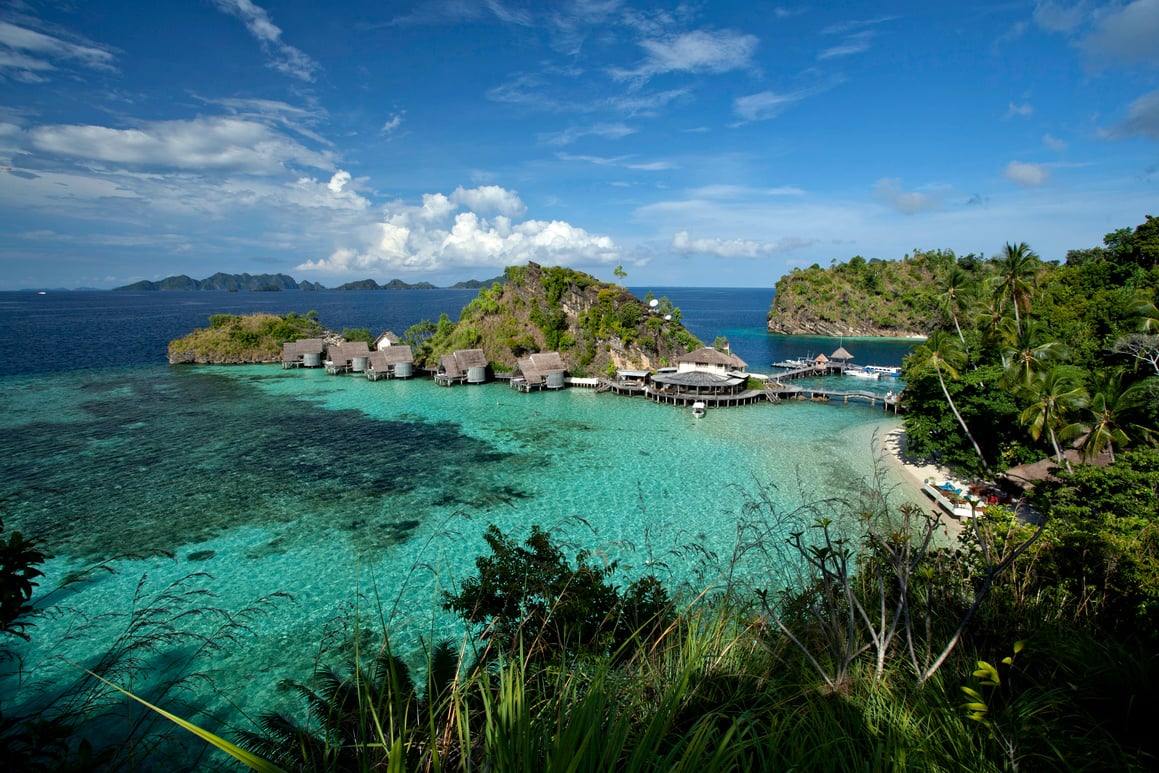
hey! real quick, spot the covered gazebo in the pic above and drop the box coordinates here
[830,345,854,363]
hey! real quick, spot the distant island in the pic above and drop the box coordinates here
[113,272,503,292]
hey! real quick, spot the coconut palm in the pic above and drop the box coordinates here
[988,242,1041,337]
[999,318,1066,391]
[1019,365,1089,473]
[1081,370,1148,463]
[1131,290,1159,333]
[909,330,990,472]
[936,265,975,354]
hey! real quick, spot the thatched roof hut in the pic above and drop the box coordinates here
[831,345,854,362]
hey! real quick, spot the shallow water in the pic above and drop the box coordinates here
[0,287,917,743]
[2,362,906,720]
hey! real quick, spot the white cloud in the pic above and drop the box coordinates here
[671,230,812,258]
[818,31,874,60]
[1079,0,1159,66]
[212,0,320,81]
[539,123,636,146]
[1006,101,1034,118]
[1043,133,1068,151]
[295,184,618,274]
[734,90,805,122]
[29,117,334,174]
[450,185,528,217]
[611,29,758,84]
[1032,1,1091,34]
[382,113,404,133]
[687,184,806,198]
[0,20,116,81]
[1004,160,1050,186]
[1107,88,1159,141]
[873,178,942,214]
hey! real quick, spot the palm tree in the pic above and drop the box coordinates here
[910,330,990,472]
[1081,370,1147,463]
[999,318,1066,391]
[937,265,974,354]
[1019,366,1088,472]
[988,242,1041,337]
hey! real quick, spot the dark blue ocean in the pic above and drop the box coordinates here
[0,286,916,761]
[0,287,916,376]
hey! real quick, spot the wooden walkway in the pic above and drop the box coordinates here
[769,384,902,413]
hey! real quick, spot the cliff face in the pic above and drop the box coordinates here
[767,252,951,338]
[425,263,702,376]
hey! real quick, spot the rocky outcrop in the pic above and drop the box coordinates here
[425,263,702,376]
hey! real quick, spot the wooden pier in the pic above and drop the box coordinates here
[769,384,902,413]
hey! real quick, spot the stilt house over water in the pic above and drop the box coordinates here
[281,338,324,369]
[435,348,490,386]
[325,341,371,374]
[366,345,416,381]
[510,351,567,391]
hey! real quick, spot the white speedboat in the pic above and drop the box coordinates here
[692,401,706,418]
[863,365,901,376]
[844,367,881,380]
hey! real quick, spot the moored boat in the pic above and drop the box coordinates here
[692,401,706,418]
[843,367,881,380]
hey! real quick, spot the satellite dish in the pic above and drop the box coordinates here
[649,299,659,308]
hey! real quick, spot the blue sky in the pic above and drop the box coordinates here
[1,1,1156,289]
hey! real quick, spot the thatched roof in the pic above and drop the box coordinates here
[814,353,830,363]
[328,341,371,365]
[454,348,488,370]
[515,357,543,384]
[529,351,566,373]
[652,371,746,388]
[677,347,748,369]
[381,345,413,364]
[438,354,464,377]
[374,330,400,348]
[366,350,389,372]
[831,346,854,361]
[1002,449,1111,490]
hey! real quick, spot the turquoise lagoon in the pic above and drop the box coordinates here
[0,287,919,734]
[3,362,909,717]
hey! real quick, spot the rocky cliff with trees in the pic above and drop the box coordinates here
[403,262,701,376]
[767,249,971,337]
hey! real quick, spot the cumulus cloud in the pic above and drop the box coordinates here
[872,178,942,214]
[611,29,758,84]
[212,0,319,81]
[1107,88,1159,141]
[1004,160,1050,186]
[671,230,813,258]
[296,184,618,274]
[0,20,116,81]
[1079,0,1159,66]
[28,117,334,174]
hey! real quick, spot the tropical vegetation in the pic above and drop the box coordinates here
[167,311,324,364]
[5,219,1159,770]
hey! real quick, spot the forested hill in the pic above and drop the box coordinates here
[767,250,963,337]
[408,262,701,376]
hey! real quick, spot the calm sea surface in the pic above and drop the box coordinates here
[0,287,917,739]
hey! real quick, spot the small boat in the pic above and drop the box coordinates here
[843,367,881,380]
[863,365,901,376]
[692,401,706,418]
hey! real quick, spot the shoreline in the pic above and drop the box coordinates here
[878,426,966,539]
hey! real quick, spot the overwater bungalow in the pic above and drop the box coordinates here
[434,348,489,386]
[281,338,324,369]
[325,341,371,375]
[647,347,763,407]
[510,351,567,392]
[366,345,415,380]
